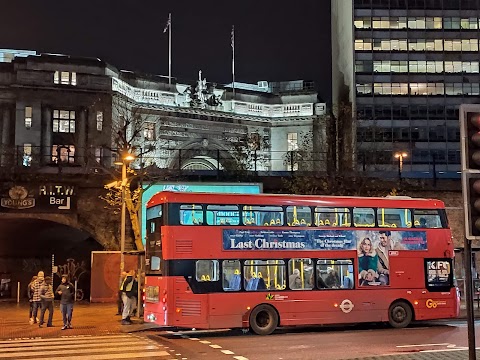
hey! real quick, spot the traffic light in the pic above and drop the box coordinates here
[460,106,480,171]
[460,104,480,239]
[464,173,480,239]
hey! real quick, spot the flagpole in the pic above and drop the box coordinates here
[168,13,172,85]
[231,25,235,101]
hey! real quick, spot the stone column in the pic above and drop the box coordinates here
[76,107,87,165]
[1,107,13,166]
[42,106,52,164]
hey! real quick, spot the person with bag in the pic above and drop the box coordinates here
[120,270,137,325]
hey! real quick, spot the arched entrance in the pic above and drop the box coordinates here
[169,140,236,171]
[181,155,223,170]
[0,217,104,301]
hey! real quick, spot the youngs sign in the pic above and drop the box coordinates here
[0,184,76,213]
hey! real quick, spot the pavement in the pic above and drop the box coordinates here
[0,301,157,340]
[0,299,480,359]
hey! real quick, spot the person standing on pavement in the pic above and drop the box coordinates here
[39,276,54,327]
[120,270,137,325]
[56,275,74,330]
[31,271,45,324]
[28,275,37,324]
[116,271,127,315]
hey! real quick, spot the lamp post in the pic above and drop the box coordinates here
[394,152,407,181]
[114,154,135,277]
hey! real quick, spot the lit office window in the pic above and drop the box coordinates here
[52,145,75,164]
[144,122,155,141]
[287,132,298,151]
[53,110,76,133]
[23,144,32,167]
[25,106,32,129]
[54,71,77,85]
[96,111,103,131]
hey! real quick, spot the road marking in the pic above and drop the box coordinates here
[233,356,249,360]
[2,340,149,352]
[221,350,235,355]
[199,340,211,344]
[396,343,451,348]
[209,344,222,349]
[0,335,133,344]
[420,348,468,353]
[189,337,199,340]
[0,335,174,359]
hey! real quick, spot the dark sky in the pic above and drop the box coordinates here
[1,0,331,101]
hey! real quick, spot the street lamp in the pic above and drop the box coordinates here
[114,153,135,277]
[394,152,407,181]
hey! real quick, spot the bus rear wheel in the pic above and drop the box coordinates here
[388,301,412,328]
[249,304,278,335]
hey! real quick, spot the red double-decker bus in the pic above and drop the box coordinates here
[144,191,459,335]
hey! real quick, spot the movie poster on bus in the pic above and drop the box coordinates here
[223,229,359,251]
[356,230,427,287]
[222,229,426,252]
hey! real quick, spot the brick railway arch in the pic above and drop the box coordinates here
[0,211,114,251]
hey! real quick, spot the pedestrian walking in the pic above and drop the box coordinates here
[38,276,54,327]
[31,271,45,324]
[28,275,37,324]
[116,271,127,315]
[120,270,137,325]
[56,275,74,330]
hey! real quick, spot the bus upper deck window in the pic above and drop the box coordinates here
[414,209,443,228]
[180,204,203,225]
[286,206,311,226]
[377,208,412,228]
[207,205,240,225]
[242,205,283,226]
[353,208,375,227]
[314,207,351,227]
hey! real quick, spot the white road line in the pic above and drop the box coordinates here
[221,350,235,355]
[2,340,148,352]
[209,344,222,349]
[396,343,451,348]
[49,351,171,360]
[233,356,249,360]
[189,337,199,340]
[420,348,467,353]
[0,344,159,358]
[199,340,211,344]
[0,335,132,344]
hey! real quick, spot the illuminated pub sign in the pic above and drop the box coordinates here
[0,184,76,213]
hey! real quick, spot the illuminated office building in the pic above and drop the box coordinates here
[333,0,480,177]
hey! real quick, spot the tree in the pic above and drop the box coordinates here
[98,94,162,251]
[222,130,270,177]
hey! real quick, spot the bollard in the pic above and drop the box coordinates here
[74,280,78,302]
[17,282,20,304]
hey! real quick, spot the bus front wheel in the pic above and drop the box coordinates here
[388,301,412,328]
[249,304,278,335]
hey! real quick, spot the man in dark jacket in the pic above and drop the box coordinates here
[39,276,54,327]
[56,275,75,330]
[120,270,137,325]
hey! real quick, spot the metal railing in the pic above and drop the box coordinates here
[0,145,461,179]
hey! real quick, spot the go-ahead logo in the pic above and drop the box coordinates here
[426,299,447,308]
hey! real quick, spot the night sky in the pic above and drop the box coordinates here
[1,0,331,101]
